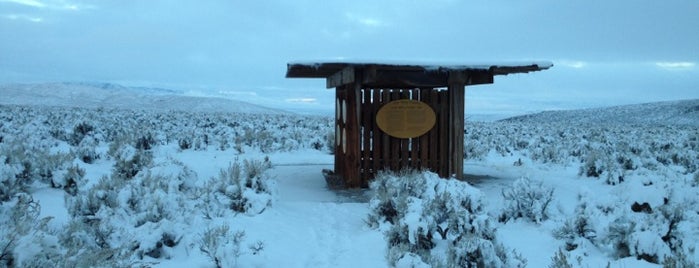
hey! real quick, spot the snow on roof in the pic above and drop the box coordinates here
[286,60,553,78]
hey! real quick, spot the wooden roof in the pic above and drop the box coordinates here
[286,61,552,88]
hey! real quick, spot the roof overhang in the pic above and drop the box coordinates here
[286,61,553,88]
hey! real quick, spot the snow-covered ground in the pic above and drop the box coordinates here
[1,103,698,267]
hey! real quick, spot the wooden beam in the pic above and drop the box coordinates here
[326,66,356,89]
[363,70,449,88]
[468,71,494,85]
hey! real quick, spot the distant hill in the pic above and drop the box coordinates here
[0,82,284,114]
[500,99,699,126]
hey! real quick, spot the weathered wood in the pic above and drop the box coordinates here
[440,90,450,177]
[364,70,449,88]
[419,88,431,169]
[361,88,372,184]
[344,78,362,188]
[428,90,440,173]
[326,66,355,88]
[381,89,391,172]
[334,88,346,181]
[410,89,421,169]
[448,71,466,179]
[469,71,494,85]
[287,61,551,188]
[389,90,401,171]
[399,90,411,168]
[372,88,383,176]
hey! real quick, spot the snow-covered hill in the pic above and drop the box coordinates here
[0,82,284,114]
[500,99,699,126]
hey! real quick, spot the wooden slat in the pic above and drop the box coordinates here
[419,88,431,169]
[389,90,401,171]
[326,66,355,88]
[399,90,410,169]
[372,88,383,178]
[410,89,421,169]
[361,88,372,185]
[382,89,391,172]
[428,90,439,173]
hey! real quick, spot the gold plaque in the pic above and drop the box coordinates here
[376,99,436,139]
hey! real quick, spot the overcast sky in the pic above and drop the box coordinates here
[1,0,697,115]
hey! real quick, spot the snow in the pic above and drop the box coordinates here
[31,187,69,229]
[0,82,284,114]
[288,59,554,71]
[501,99,699,126]
[2,97,698,267]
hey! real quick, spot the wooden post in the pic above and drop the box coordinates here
[448,71,466,179]
[344,70,363,187]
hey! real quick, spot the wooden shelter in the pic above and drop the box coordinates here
[286,61,552,188]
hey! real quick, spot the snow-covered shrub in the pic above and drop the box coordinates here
[325,128,335,154]
[111,144,153,180]
[549,248,573,268]
[597,200,697,265]
[394,252,430,268]
[62,159,196,265]
[603,215,636,258]
[500,177,554,223]
[662,250,697,268]
[200,225,237,268]
[369,170,523,267]
[69,121,95,146]
[240,128,277,153]
[626,229,673,264]
[554,215,596,251]
[1,193,62,267]
[0,141,71,200]
[60,164,85,196]
[65,174,122,218]
[135,133,156,151]
[74,136,100,164]
[0,194,38,266]
[579,152,606,178]
[59,219,128,267]
[201,158,275,216]
[464,135,490,161]
[200,225,263,268]
[367,169,426,227]
[553,191,598,251]
[447,235,514,268]
[0,156,24,202]
[178,136,192,150]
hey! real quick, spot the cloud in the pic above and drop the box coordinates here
[3,13,43,22]
[218,90,258,97]
[557,60,587,69]
[0,0,93,10]
[655,61,696,70]
[286,98,317,104]
[345,12,385,27]
[0,0,45,8]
